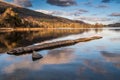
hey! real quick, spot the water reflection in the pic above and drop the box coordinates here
[40,49,75,64]
[77,59,120,80]
[93,28,103,33]
[0,29,92,53]
[0,28,120,80]
[3,49,75,74]
[110,37,120,42]
[101,51,120,71]
[109,28,120,32]
[101,51,120,62]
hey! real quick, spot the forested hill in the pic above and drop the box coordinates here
[107,23,120,27]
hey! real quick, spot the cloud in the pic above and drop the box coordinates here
[101,0,120,3]
[36,9,54,15]
[83,1,93,7]
[1,0,32,7]
[46,0,77,7]
[13,0,32,7]
[36,9,88,17]
[36,9,68,16]
[102,0,110,3]
[73,16,114,24]
[75,16,112,22]
[78,9,88,13]
[109,12,120,17]
[96,4,109,8]
[73,9,88,16]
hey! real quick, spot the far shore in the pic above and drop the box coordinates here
[0,27,104,32]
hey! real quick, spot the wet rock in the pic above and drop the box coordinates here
[7,47,24,54]
[32,51,43,61]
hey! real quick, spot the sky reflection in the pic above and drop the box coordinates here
[2,49,75,74]
[0,28,120,80]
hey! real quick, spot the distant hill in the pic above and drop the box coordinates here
[0,1,102,28]
[107,23,120,27]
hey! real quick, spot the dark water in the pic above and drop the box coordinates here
[0,28,120,80]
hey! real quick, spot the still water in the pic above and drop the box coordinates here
[0,28,120,80]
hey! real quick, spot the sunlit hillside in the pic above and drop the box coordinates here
[0,1,103,28]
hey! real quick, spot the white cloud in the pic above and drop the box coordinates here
[36,9,53,15]
[74,16,114,24]
[75,16,112,21]
[109,12,120,16]
[36,9,72,18]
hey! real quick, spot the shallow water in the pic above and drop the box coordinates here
[0,28,120,80]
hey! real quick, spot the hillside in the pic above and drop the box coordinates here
[0,7,40,27]
[0,1,101,28]
[0,1,79,22]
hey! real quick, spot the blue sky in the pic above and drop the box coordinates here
[4,0,120,24]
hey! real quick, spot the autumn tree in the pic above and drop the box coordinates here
[0,7,23,27]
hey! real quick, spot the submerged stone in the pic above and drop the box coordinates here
[32,51,43,61]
